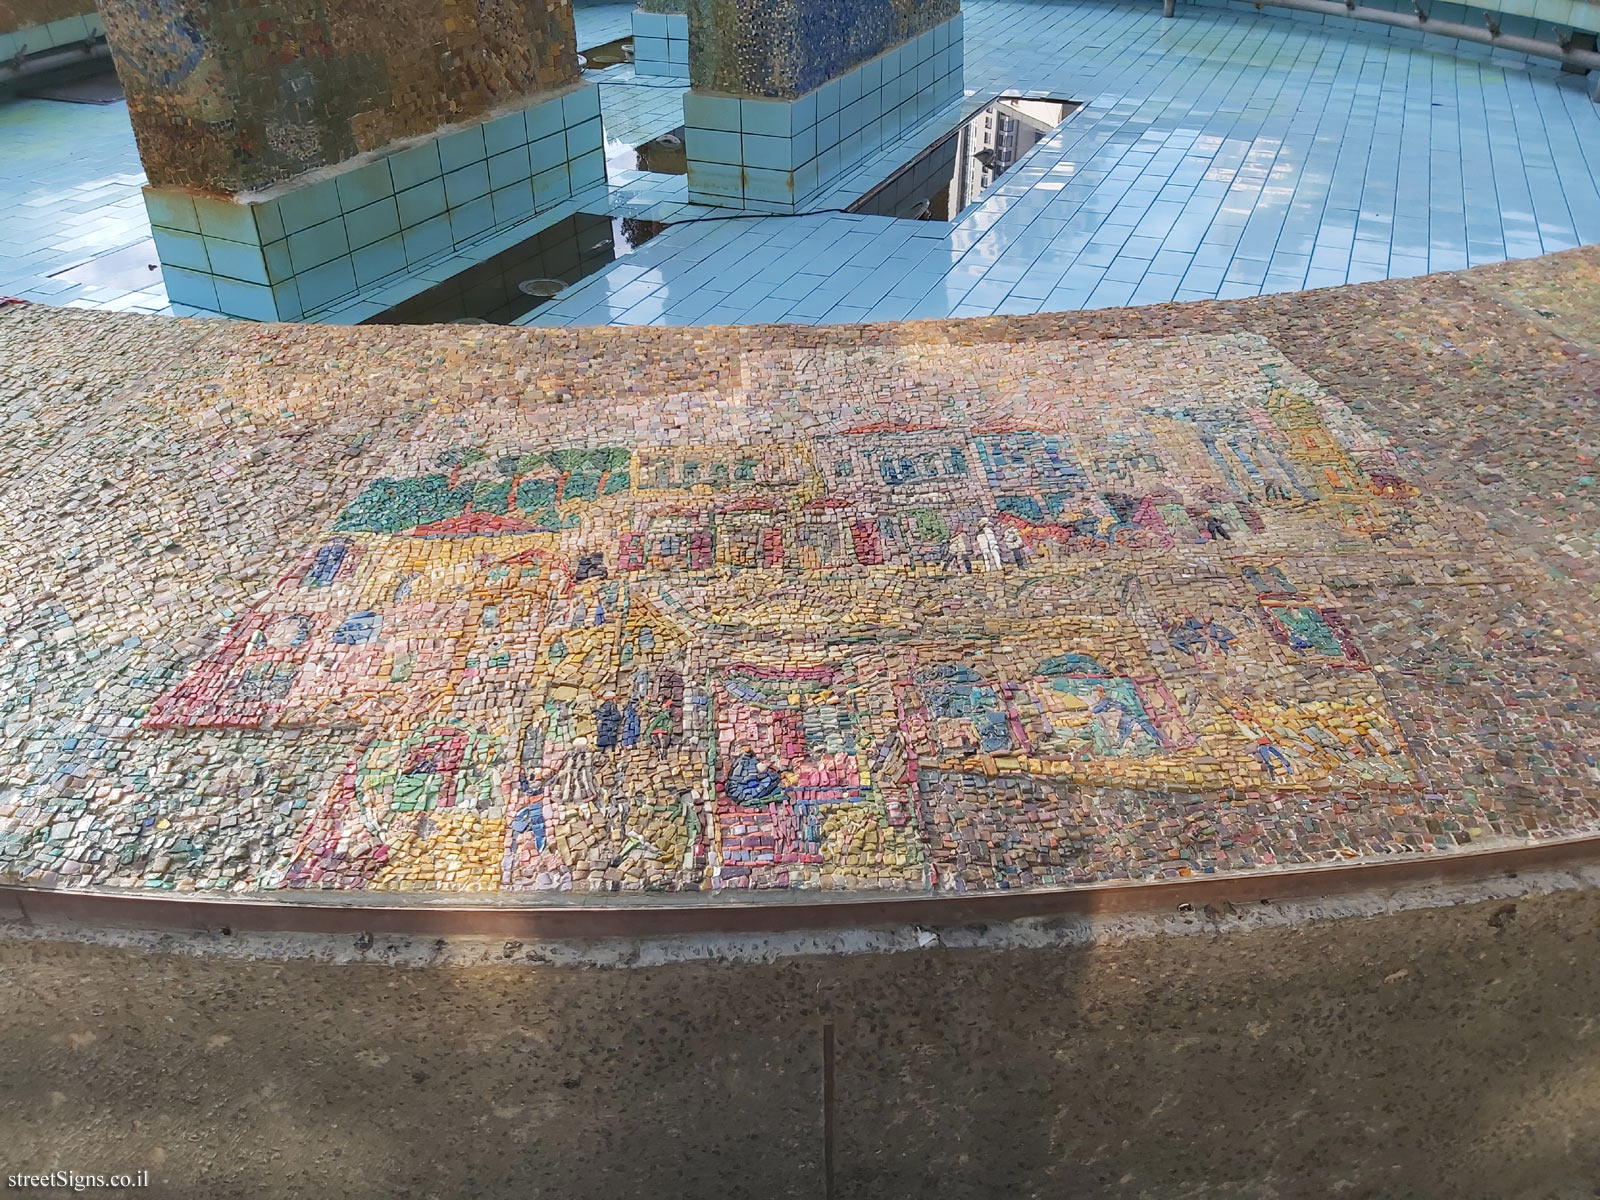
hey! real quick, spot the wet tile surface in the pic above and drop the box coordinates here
[0,248,1596,899]
[530,0,1600,326]
[4,0,1600,324]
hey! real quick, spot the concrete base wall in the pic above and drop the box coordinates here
[683,13,963,213]
[5,883,1600,1196]
[144,84,604,322]
[633,9,689,80]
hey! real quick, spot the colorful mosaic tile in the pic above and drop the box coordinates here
[0,248,1597,899]
[684,0,958,98]
[98,0,581,193]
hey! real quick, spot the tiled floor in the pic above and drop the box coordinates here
[572,0,636,49]
[2,0,1599,323]
[531,0,1600,324]
[0,97,162,312]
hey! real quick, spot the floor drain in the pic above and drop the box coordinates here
[365,213,661,326]
[578,37,634,70]
[449,317,492,325]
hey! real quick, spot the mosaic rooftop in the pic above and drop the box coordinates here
[1,246,1597,900]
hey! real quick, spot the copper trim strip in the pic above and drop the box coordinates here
[4,835,1598,939]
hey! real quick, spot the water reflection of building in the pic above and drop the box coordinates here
[952,98,1073,210]
[850,97,1077,222]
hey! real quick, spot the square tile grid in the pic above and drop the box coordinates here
[525,0,1600,327]
[572,0,639,50]
[682,14,965,212]
[3,0,1600,323]
[141,85,606,320]
[633,9,690,79]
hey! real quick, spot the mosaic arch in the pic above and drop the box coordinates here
[82,330,1478,895]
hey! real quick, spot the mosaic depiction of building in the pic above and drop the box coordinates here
[136,332,1485,894]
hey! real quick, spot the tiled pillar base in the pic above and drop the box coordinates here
[0,7,105,64]
[683,13,963,213]
[144,83,605,321]
[633,9,689,80]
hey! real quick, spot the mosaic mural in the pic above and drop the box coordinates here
[1,253,1598,898]
[250,334,1446,893]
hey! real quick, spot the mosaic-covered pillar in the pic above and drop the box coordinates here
[682,0,964,213]
[632,0,689,80]
[99,0,604,321]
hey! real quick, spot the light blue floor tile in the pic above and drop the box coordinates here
[5,0,1600,327]
[1084,278,1138,308]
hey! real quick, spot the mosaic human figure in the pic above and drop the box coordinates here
[552,736,600,817]
[1193,510,1230,541]
[726,745,787,805]
[622,698,641,749]
[304,541,349,587]
[1001,524,1028,568]
[1089,684,1169,750]
[1168,616,1208,660]
[644,705,677,759]
[503,783,572,892]
[604,790,633,843]
[1169,614,1238,662]
[682,682,708,743]
[1202,617,1237,656]
[594,691,622,755]
[655,664,684,738]
[681,790,704,873]
[945,527,974,572]
[976,519,1003,571]
[519,722,545,779]
[544,697,574,746]
[1233,710,1293,779]
[512,788,548,851]
[630,662,651,700]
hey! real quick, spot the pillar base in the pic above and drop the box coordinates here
[144,84,605,321]
[0,6,105,74]
[683,14,963,213]
[633,9,689,80]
